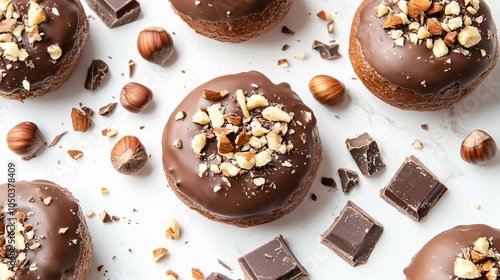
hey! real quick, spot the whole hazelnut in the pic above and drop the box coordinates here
[120,82,153,113]
[110,135,148,175]
[460,129,497,165]
[6,121,44,160]
[308,75,345,106]
[137,26,174,66]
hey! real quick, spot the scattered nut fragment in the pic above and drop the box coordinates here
[192,268,203,280]
[203,89,229,101]
[164,218,181,240]
[6,121,45,160]
[152,247,168,262]
[411,139,423,149]
[100,188,109,195]
[166,270,179,279]
[473,237,490,254]
[100,210,112,223]
[316,9,331,21]
[137,26,174,66]
[277,58,289,67]
[47,44,62,60]
[120,82,153,113]
[71,108,92,132]
[308,75,345,106]
[67,150,83,160]
[458,26,482,48]
[454,258,481,278]
[110,135,148,175]
[27,1,47,27]
[191,134,206,155]
[175,111,186,120]
[48,131,67,147]
[460,129,497,165]
[128,59,135,77]
[86,210,95,218]
[43,196,52,205]
[262,106,292,123]
[102,128,118,137]
[58,227,68,235]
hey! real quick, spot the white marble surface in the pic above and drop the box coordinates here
[1,0,500,279]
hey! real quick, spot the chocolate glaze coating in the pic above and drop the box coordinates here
[356,0,497,94]
[162,71,322,227]
[404,224,500,280]
[169,0,277,25]
[0,180,91,279]
[0,0,88,100]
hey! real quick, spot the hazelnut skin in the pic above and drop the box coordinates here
[460,129,497,165]
[120,82,153,113]
[110,135,148,175]
[6,121,44,160]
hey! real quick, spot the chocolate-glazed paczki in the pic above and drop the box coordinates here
[405,224,500,279]
[0,0,89,101]
[162,71,322,227]
[168,0,293,42]
[0,180,92,279]
[350,0,498,111]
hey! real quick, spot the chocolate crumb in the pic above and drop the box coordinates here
[217,259,232,271]
[421,124,429,130]
[311,193,317,201]
[97,265,104,272]
[100,211,112,223]
[48,131,67,147]
[80,105,94,118]
[282,44,290,51]
[99,102,117,117]
[84,59,109,90]
[281,26,295,34]
[139,126,145,130]
[321,177,336,188]
[312,40,341,60]
[128,59,135,77]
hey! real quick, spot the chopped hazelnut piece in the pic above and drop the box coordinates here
[43,196,52,205]
[192,268,203,280]
[164,218,181,240]
[152,247,168,262]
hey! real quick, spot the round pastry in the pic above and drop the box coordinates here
[0,180,92,279]
[168,0,293,43]
[404,224,500,279]
[0,0,89,101]
[162,71,322,227]
[349,0,499,111]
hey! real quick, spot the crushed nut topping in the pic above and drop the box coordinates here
[453,236,500,280]
[377,0,489,58]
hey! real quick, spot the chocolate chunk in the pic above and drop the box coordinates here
[281,26,295,34]
[312,40,340,60]
[345,132,385,176]
[421,124,429,130]
[321,201,383,266]
[86,0,141,28]
[338,168,359,193]
[380,155,447,222]
[85,59,109,90]
[206,272,232,280]
[321,177,336,188]
[99,102,117,117]
[238,235,308,280]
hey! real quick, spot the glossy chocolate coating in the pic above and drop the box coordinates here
[238,235,308,280]
[321,201,383,266]
[1,0,81,93]
[356,0,497,94]
[380,155,447,222]
[169,0,277,23]
[404,224,500,279]
[162,71,318,222]
[0,180,83,279]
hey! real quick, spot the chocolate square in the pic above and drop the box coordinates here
[238,235,308,280]
[321,201,383,266]
[88,0,141,28]
[338,168,359,193]
[380,155,447,222]
[345,132,385,176]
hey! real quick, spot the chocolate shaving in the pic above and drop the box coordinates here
[99,102,117,117]
[312,40,341,60]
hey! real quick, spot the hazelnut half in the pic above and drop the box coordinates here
[6,121,44,160]
[137,26,174,66]
[460,129,497,165]
[120,82,153,113]
[308,75,345,106]
[110,135,148,175]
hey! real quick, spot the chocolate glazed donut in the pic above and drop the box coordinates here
[162,71,322,227]
[168,0,294,42]
[0,180,92,280]
[350,0,499,111]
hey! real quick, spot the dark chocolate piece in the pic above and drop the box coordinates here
[238,235,309,280]
[345,132,385,176]
[85,59,109,90]
[281,26,295,34]
[338,168,358,193]
[312,40,341,60]
[321,201,383,266]
[321,177,336,188]
[380,155,447,222]
[99,102,118,117]
[86,0,141,28]
[206,272,233,280]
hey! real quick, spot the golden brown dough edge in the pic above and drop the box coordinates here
[348,0,499,111]
[0,0,89,101]
[171,0,293,43]
[165,126,322,228]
